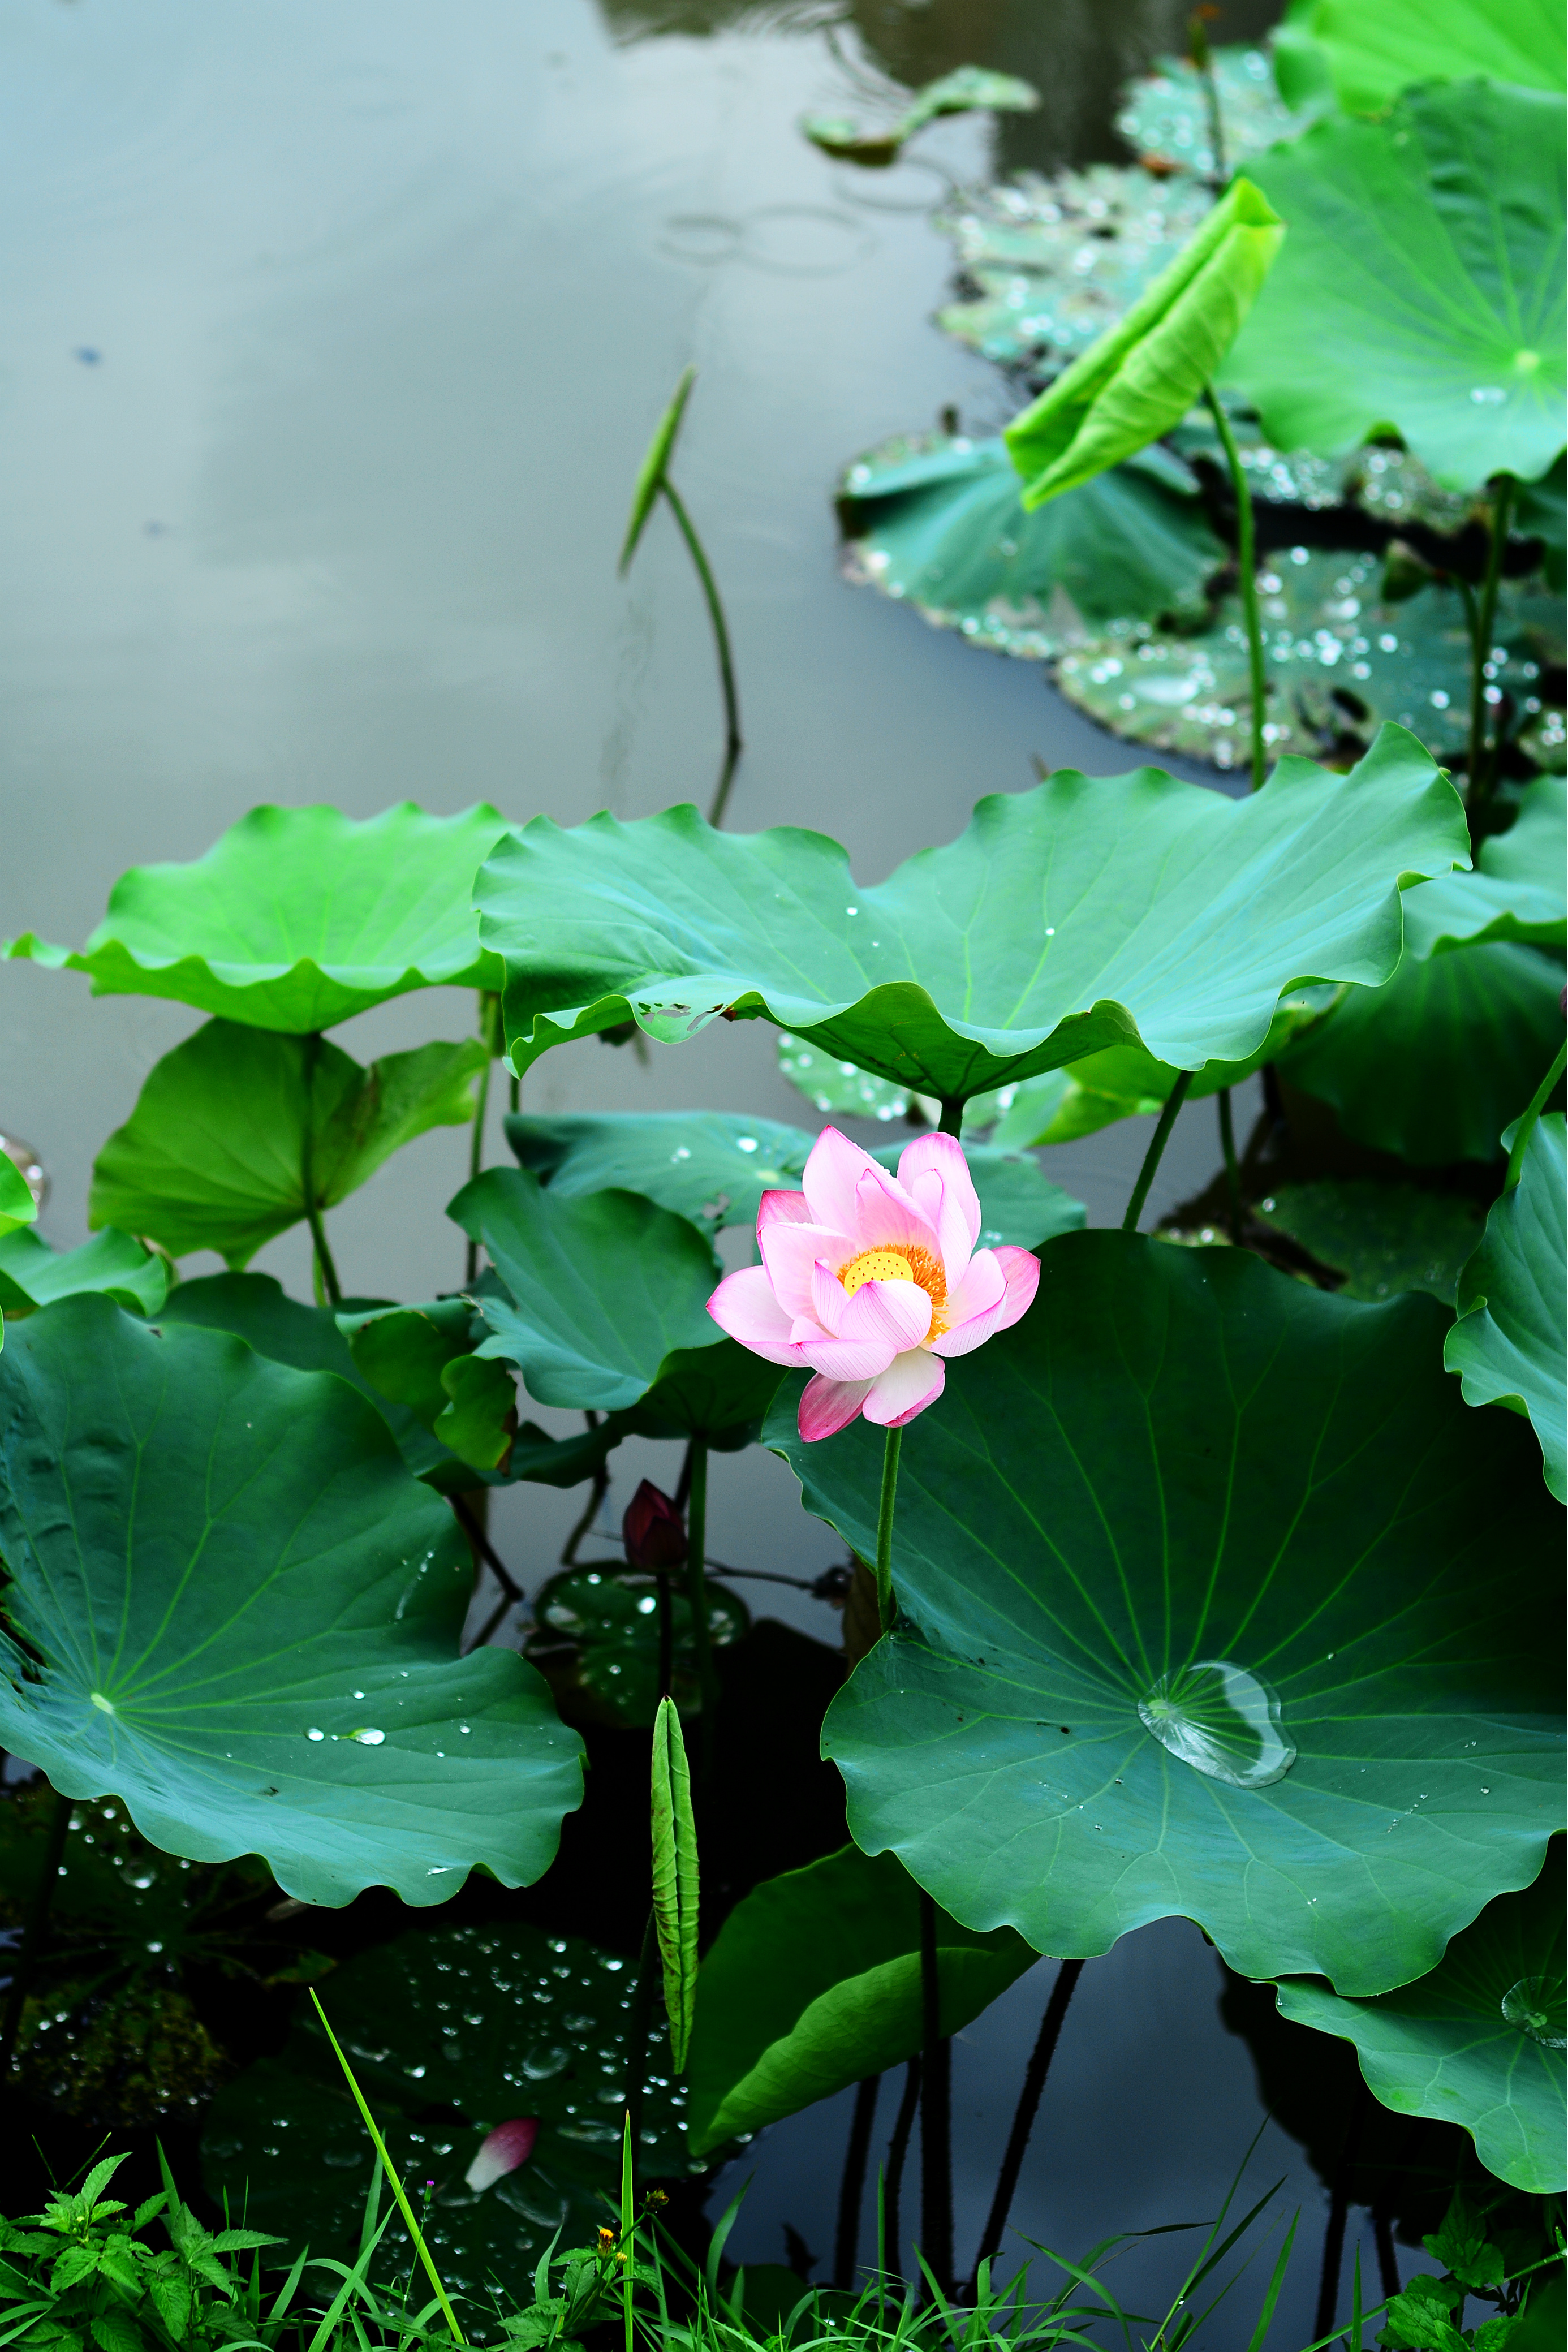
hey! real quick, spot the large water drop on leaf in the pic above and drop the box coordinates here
[1138,1659,1295,1789]
[1502,1974,1566,2049]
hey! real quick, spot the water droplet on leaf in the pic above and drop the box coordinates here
[1138,1659,1295,1788]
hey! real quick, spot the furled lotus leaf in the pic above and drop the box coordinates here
[0,1298,584,1906]
[765,1233,1563,1995]
[89,1020,486,1267]
[1275,1845,1565,2195]
[620,365,695,574]
[1446,1113,1567,1501]
[5,804,509,1031]
[0,1229,166,1319]
[474,729,1467,1111]
[1224,83,1568,492]
[1298,0,1565,115]
[687,1845,1037,2153]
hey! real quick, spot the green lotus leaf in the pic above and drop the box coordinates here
[201,1922,692,2295]
[475,728,1468,1112]
[1445,1113,1566,1501]
[339,1300,515,1475]
[0,1151,38,1243]
[527,1565,750,1729]
[1279,941,1565,1165]
[1224,83,1568,493]
[1005,176,1284,508]
[450,1168,721,1414]
[0,1296,584,1906]
[1516,451,1566,593]
[5,803,509,1032]
[764,1233,1564,1995]
[0,1229,166,1318]
[687,1843,1036,2155]
[89,1019,486,1267]
[1299,0,1565,115]
[620,365,695,574]
[803,64,1037,166]
[1403,777,1567,958]
[1275,1845,1565,2195]
[839,436,1222,653]
[620,1340,785,1446]
[778,1034,929,1126]
[1252,1181,1486,1304]
[1115,43,1312,180]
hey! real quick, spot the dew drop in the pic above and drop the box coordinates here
[349,1728,386,1746]
[1138,1659,1295,1788]
[1502,1975,1566,2048]
[307,1728,325,1742]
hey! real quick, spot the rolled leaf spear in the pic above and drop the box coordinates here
[1004,175,1285,793]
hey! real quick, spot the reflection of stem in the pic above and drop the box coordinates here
[1122,1071,1194,1233]
[659,480,743,827]
[623,1907,658,2191]
[969,1958,1084,2290]
[1466,476,1516,828]
[1314,2078,1369,2342]
[834,2076,881,2288]
[1505,1037,1567,1188]
[1203,388,1267,792]
[300,1034,343,1308]
[1218,1087,1242,1241]
[919,1892,953,2297]
[882,2056,921,2282]
[684,1441,720,1773]
[0,1786,71,2081]
[874,1425,903,1636]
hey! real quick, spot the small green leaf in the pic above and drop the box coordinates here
[89,1021,486,1267]
[619,367,695,575]
[1424,2192,1509,2292]
[1403,776,1566,960]
[0,1152,38,1241]
[1005,176,1284,507]
[0,1230,166,1319]
[435,1355,517,1474]
[803,65,1037,166]
[5,803,509,1031]
[1446,1113,1566,1500]
[341,1301,519,1476]
[87,2312,142,2352]
[1302,0,1565,115]
[650,1697,699,2072]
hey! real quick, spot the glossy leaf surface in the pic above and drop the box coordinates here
[1403,777,1567,958]
[1302,0,1566,114]
[1276,1846,1565,2194]
[766,1234,1564,1995]
[476,730,1467,1108]
[6,804,509,1031]
[1225,83,1568,492]
[0,1229,167,1318]
[1115,44,1308,179]
[1446,1114,1567,1501]
[90,1020,485,1265]
[686,1845,1037,2153]
[0,1297,584,1906]
[1252,1182,1485,1304]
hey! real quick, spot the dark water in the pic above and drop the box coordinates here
[0,0,1455,2336]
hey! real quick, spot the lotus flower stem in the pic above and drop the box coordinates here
[300,1033,343,1308]
[834,2075,882,2286]
[1505,1036,1567,1190]
[918,1891,954,2296]
[658,479,744,828]
[1465,475,1517,828]
[1122,1071,1194,1233]
[967,1957,1084,2295]
[1217,1087,1242,1240]
[875,1425,903,1636]
[0,1785,71,2081]
[1203,389,1267,792]
[683,1440,720,1769]
[623,1907,658,2193]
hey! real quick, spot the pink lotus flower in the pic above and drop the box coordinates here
[708,1127,1040,1441]
[464,2117,539,2192]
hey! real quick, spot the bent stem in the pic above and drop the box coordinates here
[1203,387,1267,792]
[1465,475,1517,827]
[875,1424,904,1636]
[684,1440,720,1772]
[919,1891,954,2298]
[1123,1071,1194,1233]
[969,1957,1084,2290]
[1505,1036,1567,1188]
[0,1785,71,2082]
[1217,1086,1242,1240]
[659,478,743,827]
[300,1033,342,1309]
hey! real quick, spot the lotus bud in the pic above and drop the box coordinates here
[622,1480,687,1571]
[464,2117,539,2192]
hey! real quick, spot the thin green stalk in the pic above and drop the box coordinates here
[309,1991,464,2345]
[659,478,743,826]
[300,1034,342,1309]
[1189,10,1227,185]
[1505,1037,1567,1189]
[621,2111,635,2352]
[464,995,498,1286]
[1466,475,1517,824]
[1203,387,1267,791]
[1217,1086,1241,1240]
[623,1907,659,2189]
[937,1099,963,1139]
[1123,1071,1194,1233]
[0,1786,71,2081]
[875,1424,904,1635]
[684,1440,720,1771]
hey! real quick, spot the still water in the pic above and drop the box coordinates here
[0,0,1411,2335]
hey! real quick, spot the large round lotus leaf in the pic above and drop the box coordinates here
[5,804,509,1031]
[0,1296,583,1906]
[450,1168,722,1414]
[763,1233,1564,1996]
[1252,1181,1485,1304]
[687,1843,1036,2155]
[839,436,1221,654]
[1275,1845,1565,2195]
[0,1229,166,1319]
[89,1020,486,1268]
[1446,1114,1567,1501]
[1278,941,1565,1166]
[1301,0,1565,114]
[202,1922,693,2295]
[475,729,1467,1109]
[1224,83,1567,493]
[1114,44,1308,180]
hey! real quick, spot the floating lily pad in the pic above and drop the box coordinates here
[1225,83,1568,493]
[1275,1845,1566,2195]
[451,1169,722,1414]
[0,1228,166,1318]
[765,1233,1564,1995]
[1279,941,1566,1166]
[1446,1114,1567,1501]
[475,731,1466,1109]
[1115,45,1312,180]
[526,1565,749,1728]
[1252,1181,1486,1303]
[7,805,509,1032]
[89,1020,486,1268]
[839,435,1221,654]
[202,1922,692,2295]
[687,1844,1036,2154]
[1054,550,1564,777]
[803,65,1037,167]
[1298,0,1566,115]
[0,1296,584,1907]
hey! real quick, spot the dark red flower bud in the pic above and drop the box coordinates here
[622,1480,687,1570]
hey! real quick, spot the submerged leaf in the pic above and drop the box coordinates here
[1445,1112,1566,1500]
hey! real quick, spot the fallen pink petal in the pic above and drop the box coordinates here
[464,2117,539,2192]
